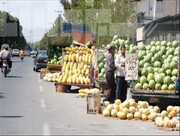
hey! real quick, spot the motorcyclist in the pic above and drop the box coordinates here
[19,50,24,56]
[0,45,12,72]
[19,50,24,61]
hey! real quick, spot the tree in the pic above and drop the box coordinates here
[37,15,63,50]
[0,11,27,49]
[60,0,138,47]
[48,16,62,36]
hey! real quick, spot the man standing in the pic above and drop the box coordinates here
[104,43,116,103]
[115,45,127,102]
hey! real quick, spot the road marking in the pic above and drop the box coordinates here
[38,79,42,83]
[39,86,43,92]
[43,123,50,135]
[41,99,46,108]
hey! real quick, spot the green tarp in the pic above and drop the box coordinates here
[49,33,72,47]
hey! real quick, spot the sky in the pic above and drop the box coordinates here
[0,0,64,42]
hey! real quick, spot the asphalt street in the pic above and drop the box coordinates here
[0,56,179,135]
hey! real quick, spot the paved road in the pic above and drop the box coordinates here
[0,57,179,135]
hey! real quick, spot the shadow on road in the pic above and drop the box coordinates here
[11,60,22,63]
[6,76,22,78]
[35,71,40,73]
[0,116,23,118]
[0,95,5,99]
[67,89,79,93]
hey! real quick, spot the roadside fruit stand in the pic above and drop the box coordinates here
[41,33,72,81]
[55,44,95,92]
[130,40,180,109]
[47,33,72,72]
[97,36,180,131]
[42,22,96,82]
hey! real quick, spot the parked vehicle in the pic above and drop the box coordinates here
[33,50,48,72]
[12,49,20,57]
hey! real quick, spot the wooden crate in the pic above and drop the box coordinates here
[40,68,48,79]
[47,64,62,71]
[98,80,108,96]
[55,83,70,93]
[86,92,101,114]
[103,89,108,97]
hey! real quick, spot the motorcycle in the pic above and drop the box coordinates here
[20,55,24,61]
[2,59,10,77]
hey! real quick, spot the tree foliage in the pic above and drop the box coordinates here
[60,0,138,46]
[0,11,27,49]
[37,16,63,50]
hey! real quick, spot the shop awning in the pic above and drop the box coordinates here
[146,23,159,37]
[132,14,180,40]
[50,32,72,47]
[72,40,92,47]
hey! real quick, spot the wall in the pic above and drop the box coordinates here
[135,0,180,20]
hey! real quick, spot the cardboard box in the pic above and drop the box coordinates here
[87,92,101,114]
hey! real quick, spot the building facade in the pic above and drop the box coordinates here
[132,0,180,43]
[133,0,179,23]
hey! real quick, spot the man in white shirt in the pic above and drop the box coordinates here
[115,45,127,102]
[0,45,11,71]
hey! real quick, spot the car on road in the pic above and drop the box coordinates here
[25,50,30,56]
[30,50,37,57]
[33,50,48,72]
[12,49,20,57]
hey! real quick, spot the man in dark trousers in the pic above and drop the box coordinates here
[104,43,116,103]
[115,45,127,102]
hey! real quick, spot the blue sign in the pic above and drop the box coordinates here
[61,22,90,33]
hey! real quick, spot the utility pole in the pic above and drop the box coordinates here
[153,0,156,20]
[29,30,33,48]
[55,10,62,36]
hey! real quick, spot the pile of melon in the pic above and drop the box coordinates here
[102,99,180,130]
[134,40,179,91]
[43,72,61,82]
[103,99,160,120]
[155,105,180,130]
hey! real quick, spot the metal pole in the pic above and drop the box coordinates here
[153,0,156,20]
[55,10,62,36]
[148,0,150,15]
[58,14,60,36]
[175,0,177,15]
